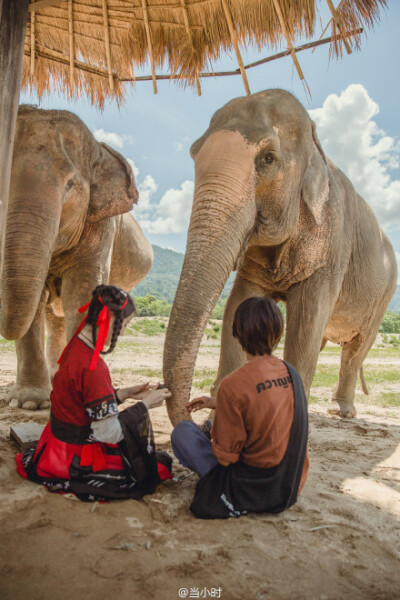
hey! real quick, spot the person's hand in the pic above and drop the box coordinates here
[130,382,151,397]
[116,382,162,402]
[187,396,216,413]
[116,382,149,402]
[141,386,172,410]
[133,381,164,399]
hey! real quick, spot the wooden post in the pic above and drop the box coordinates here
[141,0,157,94]
[28,0,67,9]
[101,0,114,92]
[68,0,74,88]
[0,0,29,276]
[221,0,250,95]
[326,0,352,54]
[271,0,305,81]
[180,0,201,96]
[30,4,35,81]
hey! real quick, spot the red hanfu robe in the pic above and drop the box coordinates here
[16,337,171,501]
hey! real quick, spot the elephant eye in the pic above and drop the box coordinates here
[65,178,75,191]
[255,151,275,172]
[263,153,274,165]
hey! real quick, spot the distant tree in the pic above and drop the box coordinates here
[379,312,400,333]
[134,295,172,317]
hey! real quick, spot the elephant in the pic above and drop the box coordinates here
[163,89,397,425]
[0,105,153,410]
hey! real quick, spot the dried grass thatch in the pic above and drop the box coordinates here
[22,0,387,107]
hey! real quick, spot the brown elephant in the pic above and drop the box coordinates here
[163,89,397,425]
[0,105,153,410]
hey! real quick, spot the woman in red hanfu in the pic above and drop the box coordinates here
[17,284,173,502]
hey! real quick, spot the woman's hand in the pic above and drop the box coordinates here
[187,396,216,413]
[141,386,172,410]
[116,382,161,402]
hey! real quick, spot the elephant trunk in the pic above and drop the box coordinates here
[164,133,256,425]
[0,192,61,339]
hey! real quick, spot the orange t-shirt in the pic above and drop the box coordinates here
[211,355,309,491]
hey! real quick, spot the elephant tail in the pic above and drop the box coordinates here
[359,367,369,395]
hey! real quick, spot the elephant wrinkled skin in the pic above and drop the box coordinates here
[164,89,397,424]
[0,105,153,410]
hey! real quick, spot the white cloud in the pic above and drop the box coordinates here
[138,180,194,234]
[134,175,158,216]
[127,158,140,179]
[309,84,400,230]
[174,142,184,152]
[93,128,124,149]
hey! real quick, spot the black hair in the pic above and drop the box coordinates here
[85,284,136,354]
[232,296,284,356]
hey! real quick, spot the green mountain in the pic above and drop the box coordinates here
[133,245,235,303]
[135,246,400,314]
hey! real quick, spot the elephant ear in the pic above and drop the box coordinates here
[87,142,138,223]
[301,120,329,227]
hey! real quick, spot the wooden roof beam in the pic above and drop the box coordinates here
[142,0,158,94]
[271,0,309,92]
[30,3,36,80]
[25,27,362,86]
[326,0,352,54]
[68,0,74,88]
[101,0,114,92]
[180,0,201,96]
[221,0,250,95]
[28,0,67,11]
[24,44,112,79]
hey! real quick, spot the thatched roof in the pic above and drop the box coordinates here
[23,0,387,107]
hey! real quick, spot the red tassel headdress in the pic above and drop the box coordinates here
[58,294,128,370]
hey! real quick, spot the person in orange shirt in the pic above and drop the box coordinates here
[171,296,309,519]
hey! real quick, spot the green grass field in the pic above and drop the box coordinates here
[2,318,399,408]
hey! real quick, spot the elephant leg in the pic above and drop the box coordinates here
[9,291,51,410]
[284,277,334,397]
[330,311,383,418]
[45,304,66,380]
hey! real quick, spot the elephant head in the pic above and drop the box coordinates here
[0,105,138,340]
[163,89,330,424]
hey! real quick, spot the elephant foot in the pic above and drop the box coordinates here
[328,398,357,419]
[8,385,51,411]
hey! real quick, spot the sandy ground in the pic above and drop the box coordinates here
[1,333,400,600]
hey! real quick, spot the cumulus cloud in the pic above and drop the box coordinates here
[134,175,158,216]
[309,84,400,230]
[93,129,133,150]
[93,128,124,149]
[138,180,194,234]
[127,158,140,179]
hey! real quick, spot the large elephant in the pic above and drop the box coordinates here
[163,89,397,424]
[0,105,153,410]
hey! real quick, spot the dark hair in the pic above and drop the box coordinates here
[86,284,136,354]
[232,296,284,356]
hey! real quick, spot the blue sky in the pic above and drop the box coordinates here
[22,1,400,278]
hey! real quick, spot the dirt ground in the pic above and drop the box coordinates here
[1,333,400,600]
